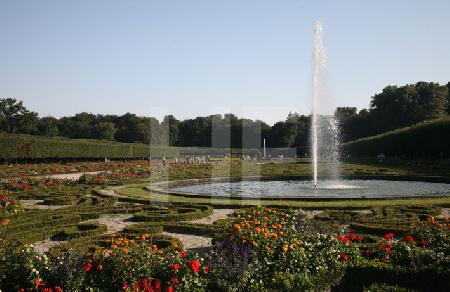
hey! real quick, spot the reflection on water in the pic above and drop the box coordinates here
[172,180,450,199]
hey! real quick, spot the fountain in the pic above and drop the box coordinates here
[149,21,450,200]
[311,21,341,188]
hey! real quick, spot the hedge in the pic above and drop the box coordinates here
[336,264,450,291]
[342,118,450,158]
[0,133,259,160]
[0,133,178,160]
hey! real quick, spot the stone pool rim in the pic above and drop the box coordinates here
[146,175,450,201]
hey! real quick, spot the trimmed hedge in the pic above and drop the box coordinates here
[342,118,450,158]
[132,204,213,222]
[51,223,108,240]
[0,133,258,160]
[0,133,177,159]
[337,264,450,291]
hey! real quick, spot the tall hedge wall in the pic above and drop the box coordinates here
[342,118,450,158]
[0,133,178,160]
[0,133,257,160]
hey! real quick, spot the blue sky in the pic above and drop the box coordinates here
[1,0,449,124]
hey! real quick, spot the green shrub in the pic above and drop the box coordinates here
[342,118,450,157]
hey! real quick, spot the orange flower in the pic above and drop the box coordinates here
[122,248,130,254]
[111,244,118,250]
[1,218,10,226]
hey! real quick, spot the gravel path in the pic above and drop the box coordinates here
[34,214,136,254]
[163,232,212,254]
[18,199,67,210]
[164,208,235,253]
[45,171,105,181]
[189,208,234,225]
[85,214,135,234]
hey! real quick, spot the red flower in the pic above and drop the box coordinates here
[166,286,174,292]
[404,235,415,242]
[154,280,161,289]
[337,235,350,244]
[378,242,392,251]
[204,266,209,273]
[383,233,395,240]
[171,277,181,284]
[357,235,363,242]
[189,260,201,273]
[348,233,356,240]
[179,251,187,258]
[339,253,349,262]
[84,263,93,272]
[171,263,181,271]
[34,278,44,286]
[364,249,374,257]
[420,239,429,247]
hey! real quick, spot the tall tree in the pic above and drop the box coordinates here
[0,98,38,134]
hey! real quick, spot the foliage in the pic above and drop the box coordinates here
[0,191,20,217]
[208,206,347,291]
[343,117,450,158]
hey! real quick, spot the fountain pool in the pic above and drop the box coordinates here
[169,179,450,199]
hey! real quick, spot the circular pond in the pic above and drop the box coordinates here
[170,179,450,199]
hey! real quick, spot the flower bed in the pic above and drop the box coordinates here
[0,191,20,218]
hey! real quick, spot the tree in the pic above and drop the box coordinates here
[335,107,357,124]
[16,138,34,163]
[163,115,180,146]
[93,122,116,140]
[369,82,448,134]
[114,113,142,143]
[37,117,59,137]
[0,98,38,134]
[446,82,450,114]
[413,82,448,121]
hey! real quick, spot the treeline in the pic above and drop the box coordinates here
[1,81,449,152]
[336,81,450,141]
[0,99,310,151]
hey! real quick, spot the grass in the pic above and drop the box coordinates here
[112,159,450,209]
[117,183,450,209]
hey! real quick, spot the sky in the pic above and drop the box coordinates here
[1,0,449,125]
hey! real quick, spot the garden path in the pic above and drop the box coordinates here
[18,199,67,210]
[44,171,105,180]
[163,208,235,254]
